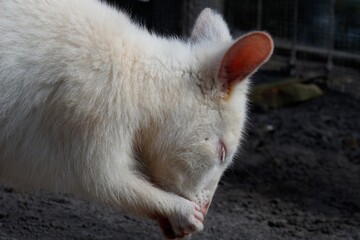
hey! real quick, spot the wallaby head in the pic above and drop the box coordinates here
[137,8,273,216]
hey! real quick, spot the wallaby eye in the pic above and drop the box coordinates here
[218,140,226,163]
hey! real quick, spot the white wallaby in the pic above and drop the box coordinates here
[0,0,273,238]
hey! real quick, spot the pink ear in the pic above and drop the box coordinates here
[218,32,273,95]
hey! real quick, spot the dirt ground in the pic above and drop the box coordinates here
[0,78,359,239]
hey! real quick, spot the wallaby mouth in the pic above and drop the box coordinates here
[154,209,204,239]
[156,216,178,239]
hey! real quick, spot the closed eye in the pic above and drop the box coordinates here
[218,140,226,163]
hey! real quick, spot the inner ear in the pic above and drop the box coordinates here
[218,32,274,93]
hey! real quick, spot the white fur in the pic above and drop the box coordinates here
[0,1,270,238]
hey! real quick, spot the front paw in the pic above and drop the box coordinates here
[157,199,204,239]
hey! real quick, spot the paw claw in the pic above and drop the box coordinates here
[160,198,205,238]
[194,210,204,223]
[195,204,201,211]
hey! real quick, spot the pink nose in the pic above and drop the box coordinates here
[201,202,210,216]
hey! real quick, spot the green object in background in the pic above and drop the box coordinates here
[250,78,324,109]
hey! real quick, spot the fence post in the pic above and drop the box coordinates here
[327,0,336,72]
[290,0,298,73]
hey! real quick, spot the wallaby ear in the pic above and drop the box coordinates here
[218,31,274,96]
[190,8,231,44]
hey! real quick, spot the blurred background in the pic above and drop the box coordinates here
[0,1,359,239]
[105,0,359,86]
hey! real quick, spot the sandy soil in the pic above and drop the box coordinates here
[0,87,359,240]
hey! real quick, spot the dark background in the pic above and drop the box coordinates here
[0,0,359,239]
[105,0,360,73]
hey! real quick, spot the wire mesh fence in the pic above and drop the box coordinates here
[226,0,360,97]
[227,0,360,72]
[107,0,359,68]
[107,0,360,95]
